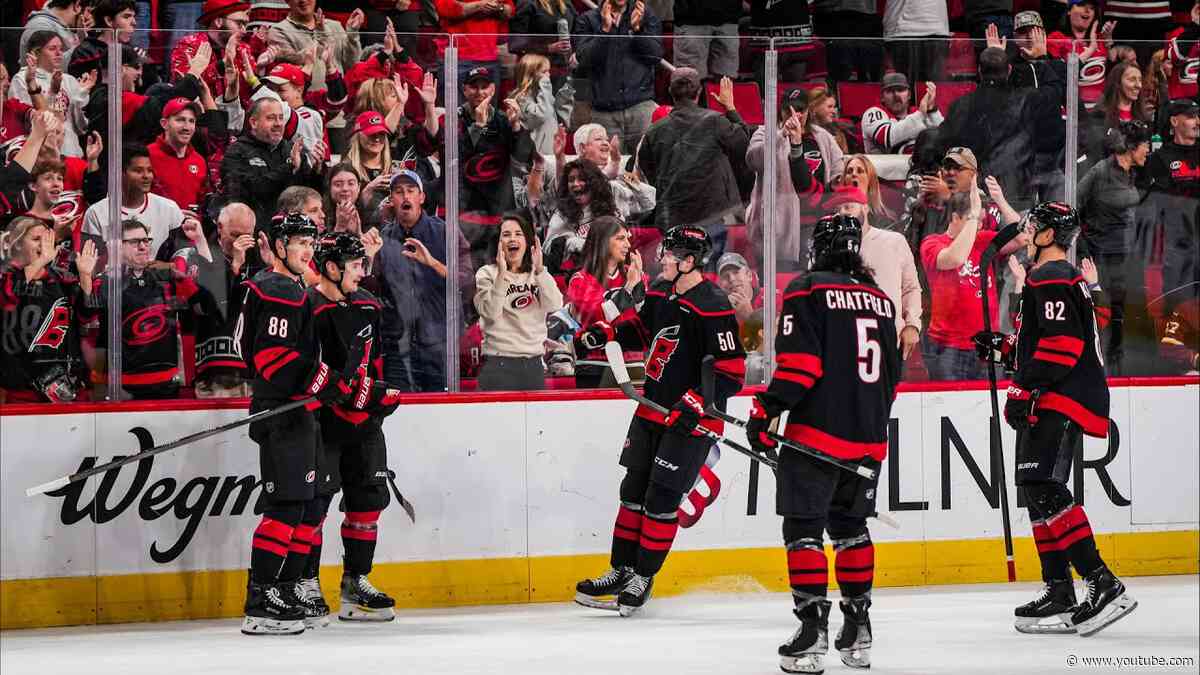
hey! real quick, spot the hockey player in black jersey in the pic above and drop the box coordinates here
[236,214,361,635]
[298,231,403,623]
[747,214,900,674]
[974,202,1136,638]
[573,226,746,616]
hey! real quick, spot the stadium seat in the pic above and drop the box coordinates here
[837,82,882,119]
[944,32,978,80]
[915,81,977,114]
[706,81,765,126]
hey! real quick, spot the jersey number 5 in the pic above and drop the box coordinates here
[856,317,881,384]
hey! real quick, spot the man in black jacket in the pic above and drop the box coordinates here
[573,0,663,154]
[638,68,752,269]
[1148,99,1200,315]
[220,98,318,228]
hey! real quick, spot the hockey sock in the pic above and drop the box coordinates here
[303,517,325,579]
[1029,515,1072,583]
[279,497,329,583]
[635,511,679,577]
[1045,504,1104,578]
[342,511,381,576]
[783,517,828,603]
[832,533,874,598]
[250,503,304,584]
[611,502,644,569]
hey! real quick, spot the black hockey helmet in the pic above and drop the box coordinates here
[315,231,366,278]
[267,212,318,248]
[1025,201,1079,249]
[808,213,862,269]
[660,225,713,267]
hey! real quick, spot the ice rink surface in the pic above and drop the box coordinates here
[2,576,1196,675]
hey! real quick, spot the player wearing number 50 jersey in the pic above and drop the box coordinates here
[974,202,1135,638]
[745,214,900,674]
[572,226,745,617]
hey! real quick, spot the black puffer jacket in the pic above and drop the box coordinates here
[219,132,317,227]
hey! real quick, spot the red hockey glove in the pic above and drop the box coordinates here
[665,389,706,436]
[745,395,778,458]
[574,320,615,352]
[350,370,404,411]
[1004,385,1040,430]
[973,331,1016,369]
[313,362,355,404]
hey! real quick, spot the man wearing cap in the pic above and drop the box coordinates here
[252,60,347,160]
[826,185,923,360]
[373,169,472,392]
[715,251,762,326]
[1148,98,1200,312]
[147,97,211,211]
[574,0,663,154]
[219,97,319,226]
[639,68,751,265]
[458,66,517,219]
[861,72,943,155]
[169,0,255,104]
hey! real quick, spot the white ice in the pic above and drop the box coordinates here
[2,576,1197,675]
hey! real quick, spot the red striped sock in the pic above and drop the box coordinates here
[250,517,295,583]
[834,536,874,597]
[342,511,381,576]
[1046,505,1103,577]
[787,538,829,599]
[635,513,679,576]
[611,504,643,569]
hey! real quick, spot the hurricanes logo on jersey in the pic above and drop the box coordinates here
[125,303,171,346]
[644,325,681,382]
[29,297,72,351]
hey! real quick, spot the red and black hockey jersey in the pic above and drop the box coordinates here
[765,271,901,462]
[174,244,257,383]
[238,270,336,404]
[307,286,388,433]
[1013,260,1110,438]
[613,278,746,428]
[0,263,89,400]
[89,265,201,397]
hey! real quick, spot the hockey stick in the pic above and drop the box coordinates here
[25,396,318,497]
[695,356,877,480]
[603,342,778,469]
[385,470,417,523]
[980,221,1022,583]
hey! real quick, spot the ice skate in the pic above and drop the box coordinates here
[1072,568,1137,637]
[293,578,331,628]
[835,595,872,668]
[1014,579,1077,634]
[779,598,831,674]
[617,573,654,617]
[339,574,396,622]
[574,566,632,611]
[241,578,306,636]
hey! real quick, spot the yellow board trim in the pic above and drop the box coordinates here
[2,530,1196,630]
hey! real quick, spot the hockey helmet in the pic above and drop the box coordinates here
[660,225,713,267]
[314,231,366,277]
[1024,201,1079,249]
[808,213,862,269]
[267,212,318,248]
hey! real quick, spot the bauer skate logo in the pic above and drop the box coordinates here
[29,297,72,351]
[44,427,269,564]
[644,325,681,381]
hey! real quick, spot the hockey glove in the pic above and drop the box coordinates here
[574,320,615,353]
[349,372,403,411]
[1004,385,1040,430]
[746,395,779,459]
[972,331,1016,369]
[316,368,355,404]
[665,389,707,436]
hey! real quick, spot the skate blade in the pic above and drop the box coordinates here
[1014,614,1076,635]
[779,652,825,674]
[241,616,305,635]
[574,592,619,611]
[617,603,645,617]
[839,647,872,668]
[1076,594,1137,638]
[337,605,396,622]
[303,614,332,629]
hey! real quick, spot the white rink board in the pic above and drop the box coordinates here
[1,384,1197,581]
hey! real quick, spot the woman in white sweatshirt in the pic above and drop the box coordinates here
[473,212,564,391]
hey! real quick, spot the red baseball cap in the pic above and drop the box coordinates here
[353,110,389,137]
[825,185,869,210]
[161,97,201,120]
[264,63,307,89]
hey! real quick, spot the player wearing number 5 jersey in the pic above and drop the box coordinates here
[572,226,745,616]
[747,214,900,674]
[974,202,1135,638]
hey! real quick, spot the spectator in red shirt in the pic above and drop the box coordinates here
[0,63,42,153]
[918,188,1025,380]
[435,0,515,91]
[148,97,209,211]
[1046,0,1114,108]
[169,0,254,105]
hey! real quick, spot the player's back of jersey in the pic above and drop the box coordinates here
[239,270,323,402]
[776,271,901,462]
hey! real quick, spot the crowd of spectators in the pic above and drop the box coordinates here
[1,0,1198,404]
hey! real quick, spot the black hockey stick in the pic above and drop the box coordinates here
[385,470,417,523]
[980,221,1022,583]
[696,356,877,480]
[603,343,778,469]
[25,396,318,497]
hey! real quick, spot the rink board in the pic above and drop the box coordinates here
[1,381,1197,629]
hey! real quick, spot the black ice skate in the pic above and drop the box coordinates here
[574,566,632,611]
[1014,579,1077,634]
[339,574,396,622]
[779,598,831,674]
[1072,568,1137,637]
[291,578,331,628]
[835,595,872,668]
[241,577,306,636]
[617,573,654,617]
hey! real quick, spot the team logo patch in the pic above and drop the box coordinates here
[188,164,199,174]
[29,298,72,351]
[265,482,275,493]
[125,304,171,346]
[510,294,533,310]
[305,471,316,483]
[644,325,681,382]
[864,489,875,500]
